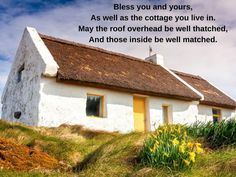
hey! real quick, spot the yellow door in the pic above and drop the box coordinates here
[133,96,146,131]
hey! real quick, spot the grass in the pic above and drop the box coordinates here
[0,120,116,165]
[74,133,145,177]
[0,120,77,163]
[186,119,236,148]
[0,120,235,176]
[182,147,236,177]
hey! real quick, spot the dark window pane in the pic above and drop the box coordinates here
[86,95,102,117]
[14,112,21,119]
[212,109,217,115]
[212,109,221,123]
[17,64,24,83]
[17,71,22,82]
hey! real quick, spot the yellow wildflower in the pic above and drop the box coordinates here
[189,152,196,162]
[183,131,187,138]
[149,147,154,153]
[179,144,185,153]
[177,126,181,133]
[195,143,201,147]
[187,142,193,149]
[153,142,159,151]
[196,146,204,154]
[171,138,179,146]
[183,159,190,166]
[163,126,167,133]
[192,143,203,154]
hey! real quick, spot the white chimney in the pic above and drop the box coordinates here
[145,53,164,66]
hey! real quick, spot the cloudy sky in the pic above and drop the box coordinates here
[0,0,235,113]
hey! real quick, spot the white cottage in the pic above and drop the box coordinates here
[1,27,236,133]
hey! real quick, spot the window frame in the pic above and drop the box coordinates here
[86,93,105,118]
[162,105,173,124]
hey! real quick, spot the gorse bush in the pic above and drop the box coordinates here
[140,124,203,171]
[186,118,236,148]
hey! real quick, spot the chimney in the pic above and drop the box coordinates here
[145,53,164,66]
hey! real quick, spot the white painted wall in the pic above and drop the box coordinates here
[149,97,199,131]
[38,77,134,133]
[1,27,58,125]
[1,28,44,125]
[38,77,207,133]
[197,104,235,122]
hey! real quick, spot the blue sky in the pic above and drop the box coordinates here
[0,0,236,114]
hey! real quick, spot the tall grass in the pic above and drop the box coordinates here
[186,118,236,148]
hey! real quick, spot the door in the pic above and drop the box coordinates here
[133,96,146,131]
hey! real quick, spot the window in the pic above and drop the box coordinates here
[17,64,24,83]
[162,105,172,124]
[86,94,104,117]
[212,109,221,123]
[14,112,21,119]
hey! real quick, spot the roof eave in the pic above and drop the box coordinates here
[200,101,236,110]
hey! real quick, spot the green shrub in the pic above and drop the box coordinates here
[186,119,236,148]
[140,124,203,171]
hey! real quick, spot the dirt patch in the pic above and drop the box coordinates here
[0,138,66,171]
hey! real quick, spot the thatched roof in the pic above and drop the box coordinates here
[174,71,236,109]
[39,33,236,109]
[40,34,201,101]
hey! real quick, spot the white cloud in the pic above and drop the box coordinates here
[0,0,235,101]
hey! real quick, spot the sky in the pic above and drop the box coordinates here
[0,0,236,114]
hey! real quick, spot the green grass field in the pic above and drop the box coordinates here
[0,120,235,177]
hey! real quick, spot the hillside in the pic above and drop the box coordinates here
[0,120,235,176]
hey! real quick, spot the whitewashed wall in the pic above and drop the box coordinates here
[38,77,134,133]
[1,27,58,125]
[3,64,235,132]
[38,77,204,133]
[197,104,235,122]
[1,28,45,125]
[149,98,199,131]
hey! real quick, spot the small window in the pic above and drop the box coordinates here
[212,109,221,123]
[86,94,104,117]
[17,64,24,83]
[163,105,172,124]
[14,112,21,119]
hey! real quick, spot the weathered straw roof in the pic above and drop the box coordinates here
[174,70,236,109]
[40,34,201,101]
